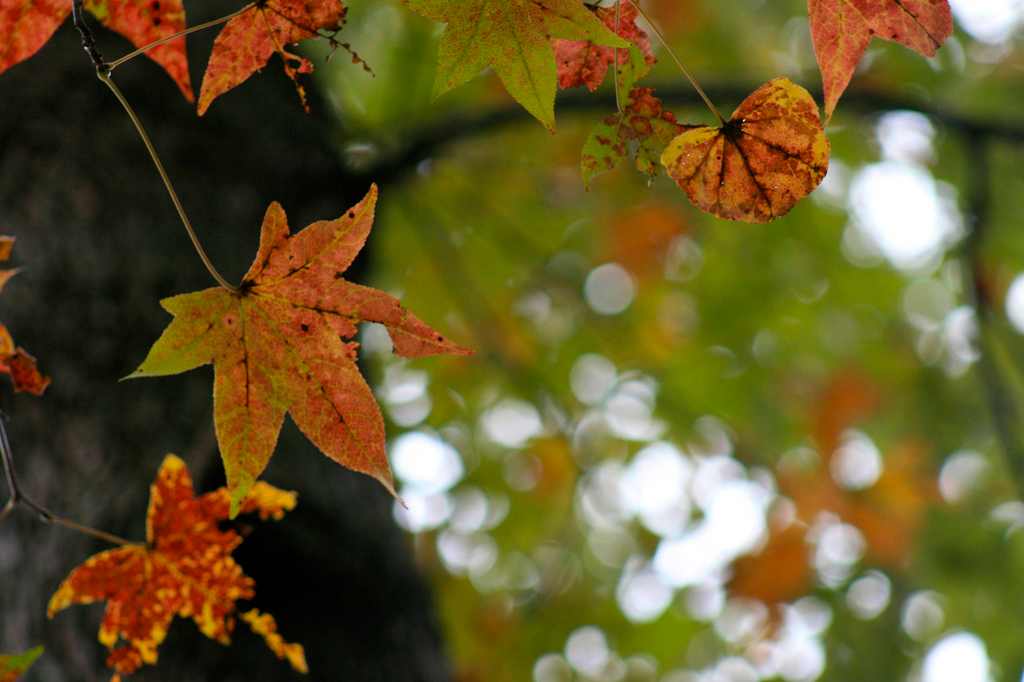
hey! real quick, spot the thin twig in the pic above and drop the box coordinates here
[69,0,238,293]
[107,4,255,72]
[70,0,106,69]
[95,70,240,293]
[612,0,622,113]
[0,417,141,546]
[958,131,1024,498]
[625,0,725,124]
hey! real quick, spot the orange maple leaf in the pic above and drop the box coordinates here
[129,185,471,515]
[48,454,304,680]
[808,0,953,119]
[661,78,830,223]
[197,0,346,115]
[554,2,655,92]
[0,236,49,396]
[0,0,192,100]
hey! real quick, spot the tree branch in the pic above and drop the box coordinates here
[69,0,107,70]
[958,131,1024,497]
[359,82,1024,187]
[0,416,141,546]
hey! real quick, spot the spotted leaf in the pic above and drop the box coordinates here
[48,455,301,680]
[129,186,472,515]
[661,78,830,223]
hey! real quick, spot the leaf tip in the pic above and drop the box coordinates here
[363,183,380,208]
[451,342,474,357]
[160,453,186,471]
[242,609,308,673]
[47,582,73,618]
[374,470,400,503]
[227,471,257,520]
[196,97,212,117]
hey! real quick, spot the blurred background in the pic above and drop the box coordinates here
[4,0,1024,680]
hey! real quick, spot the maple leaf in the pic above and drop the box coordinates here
[0,0,192,100]
[661,78,830,223]
[405,0,629,129]
[129,185,471,515]
[197,0,345,115]
[581,86,685,188]
[808,0,953,119]
[554,1,655,92]
[48,454,303,680]
[0,237,49,395]
[0,646,43,682]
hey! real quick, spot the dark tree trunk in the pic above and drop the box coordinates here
[0,6,451,680]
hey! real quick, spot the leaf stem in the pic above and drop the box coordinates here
[612,1,622,113]
[107,4,255,72]
[625,0,725,125]
[0,417,141,546]
[95,70,240,293]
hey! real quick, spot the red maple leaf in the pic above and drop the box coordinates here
[808,0,953,118]
[0,0,193,100]
[554,2,655,92]
[0,237,48,395]
[197,0,346,114]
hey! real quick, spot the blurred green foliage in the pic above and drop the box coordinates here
[310,1,1024,680]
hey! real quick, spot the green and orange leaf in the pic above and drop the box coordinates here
[581,86,685,187]
[0,0,192,100]
[808,0,953,119]
[197,0,346,115]
[0,646,43,682]
[661,78,829,223]
[0,237,49,395]
[48,455,302,680]
[129,186,471,515]
[405,0,628,129]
